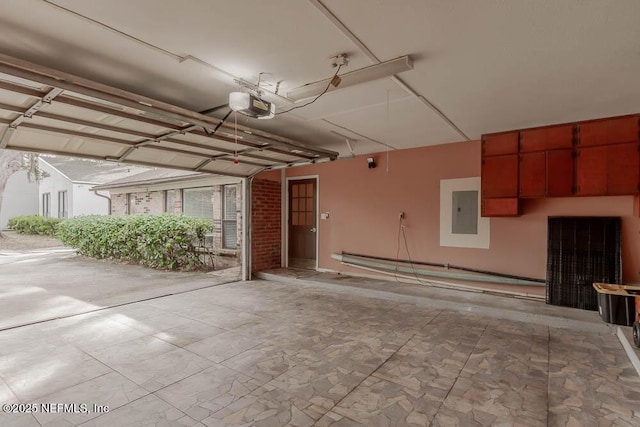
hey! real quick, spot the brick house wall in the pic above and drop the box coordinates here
[129,191,164,214]
[109,184,242,269]
[110,193,127,215]
[251,178,282,273]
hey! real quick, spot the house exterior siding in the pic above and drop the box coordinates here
[0,171,38,229]
[109,184,242,269]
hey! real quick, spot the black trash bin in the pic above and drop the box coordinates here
[593,283,635,326]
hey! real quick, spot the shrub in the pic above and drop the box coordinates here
[7,215,63,236]
[56,214,213,270]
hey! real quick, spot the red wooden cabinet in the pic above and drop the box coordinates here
[578,116,638,146]
[546,149,574,197]
[520,125,573,152]
[519,125,574,199]
[607,142,639,195]
[576,143,640,196]
[482,132,518,156]
[481,114,639,216]
[482,198,519,217]
[519,149,574,198]
[482,155,518,198]
[576,146,608,196]
[481,132,519,216]
[519,152,546,198]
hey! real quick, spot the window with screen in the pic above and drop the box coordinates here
[223,185,237,249]
[182,188,214,221]
[165,190,176,213]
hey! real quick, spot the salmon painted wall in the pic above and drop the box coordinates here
[284,140,640,283]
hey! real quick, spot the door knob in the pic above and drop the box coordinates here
[310,227,317,232]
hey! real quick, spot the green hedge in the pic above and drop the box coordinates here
[56,214,213,270]
[8,215,63,236]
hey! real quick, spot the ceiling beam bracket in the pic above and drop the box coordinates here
[0,87,65,149]
[193,159,213,171]
[0,126,17,149]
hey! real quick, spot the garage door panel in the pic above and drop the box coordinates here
[10,128,125,158]
[200,161,262,176]
[29,115,142,142]
[46,101,172,136]
[0,54,338,176]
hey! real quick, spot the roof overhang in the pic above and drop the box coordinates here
[92,172,240,192]
[0,54,339,177]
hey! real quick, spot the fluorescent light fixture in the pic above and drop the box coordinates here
[287,55,413,102]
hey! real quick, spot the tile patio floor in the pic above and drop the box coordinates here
[1,264,640,425]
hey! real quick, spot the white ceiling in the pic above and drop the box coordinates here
[0,0,638,157]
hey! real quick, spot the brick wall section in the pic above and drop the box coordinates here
[110,193,127,215]
[129,191,165,214]
[108,185,242,269]
[251,178,281,272]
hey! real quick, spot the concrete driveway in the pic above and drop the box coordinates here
[0,249,239,329]
[1,250,639,426]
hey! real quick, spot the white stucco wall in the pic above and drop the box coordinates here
[0,170,38,229]
[72,184,109,216]
[38,162,74,218]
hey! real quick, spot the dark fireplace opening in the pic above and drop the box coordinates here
[546,216,621,310]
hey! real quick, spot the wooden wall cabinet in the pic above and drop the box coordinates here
[520,125,573,152]
[519,124,574,199]
[481,132,519,216]
[519,152,546,198]
[576,146,607,196]
[482,197,519,217]
[481,114,639,217]
[575,116,640,196]
[576,142,640,196]
[546,149,574,197]
[577,116,638,146]
[608,143,640,195]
